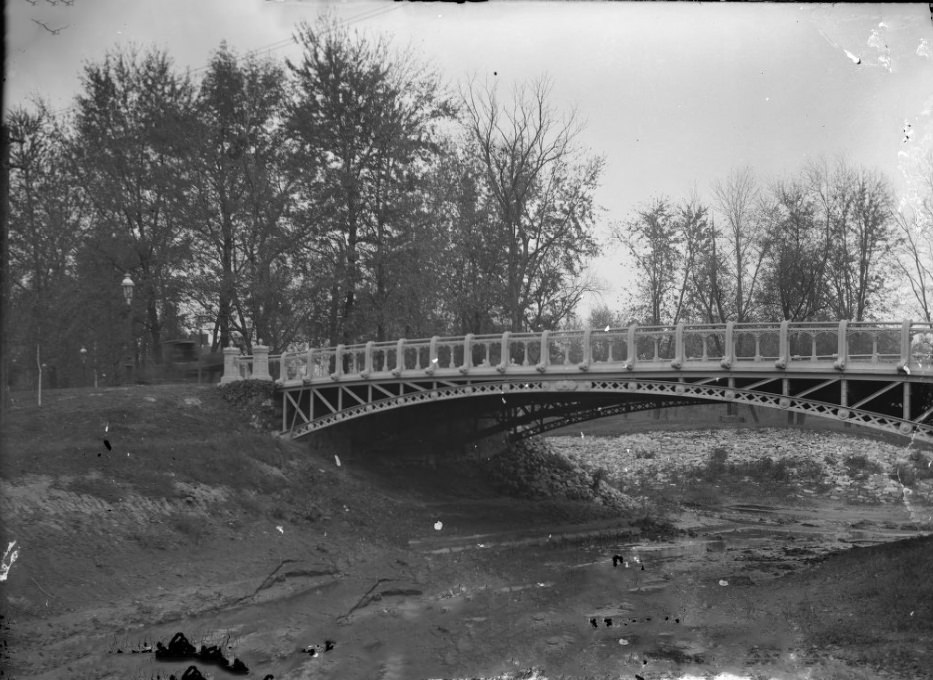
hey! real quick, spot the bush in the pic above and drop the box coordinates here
[844,454,883,477]
[892,461,918,487]
[702,447,729,480]
[485,438,602,502]
[217,380,279,430]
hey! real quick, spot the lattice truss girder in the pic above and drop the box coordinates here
[281,376,933,446]
[497,396,707,440]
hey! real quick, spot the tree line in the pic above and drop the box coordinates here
[595,160,933,331]
[4,17,603,389]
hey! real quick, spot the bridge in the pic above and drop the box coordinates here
[219,321,933,446]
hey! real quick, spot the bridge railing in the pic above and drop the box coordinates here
[222,320,933,384]
[846,321,907,364]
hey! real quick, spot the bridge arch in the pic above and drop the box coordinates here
[282,376,933,446]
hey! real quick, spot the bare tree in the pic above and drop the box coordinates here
[806,158,896,321]
[895,151,933,324]
[757,179,830,321]
[614,198,680,326]
[712,167,768,322]
[461,76,602,332]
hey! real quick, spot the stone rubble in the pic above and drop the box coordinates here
[546,428,933,508]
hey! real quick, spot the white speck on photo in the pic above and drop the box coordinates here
[1,541,19,582]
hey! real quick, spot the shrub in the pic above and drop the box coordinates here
[217,380,279,430]
[702,447,729,480]
[484,437,596,501]
[892,461,918,487]
[844,454,883,477]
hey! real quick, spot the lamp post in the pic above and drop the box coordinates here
[80,346,88,387]
[122,273,134,385]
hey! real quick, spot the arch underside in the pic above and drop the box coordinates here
[283,375,933,446]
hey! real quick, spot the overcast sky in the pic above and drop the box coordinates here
[6,1,933,316]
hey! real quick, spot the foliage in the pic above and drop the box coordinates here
[286,16,456,344]
[71,47,196,365]
[843,453,884,477]
[6,104,90,389]
[185,43,304,353]
[461,76,603,331]
[612,158,900,327]
[216,379,278,429]
[484,437,630,510]
[894,149,933,323]
[613,196,712,326]
[4,15,925,402]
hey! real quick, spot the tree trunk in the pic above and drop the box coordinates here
[147,295,162,364]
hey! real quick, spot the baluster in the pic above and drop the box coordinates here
[522,341,529,366]
[653,336,660,361]
[872,334,879,363]
[810,334,818,361]
[754,333,761,361]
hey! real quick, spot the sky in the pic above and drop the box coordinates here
[6,1,933,318]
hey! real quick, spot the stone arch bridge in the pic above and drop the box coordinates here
[220,321,933,447]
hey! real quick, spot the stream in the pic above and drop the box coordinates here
[101,495,929,680]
